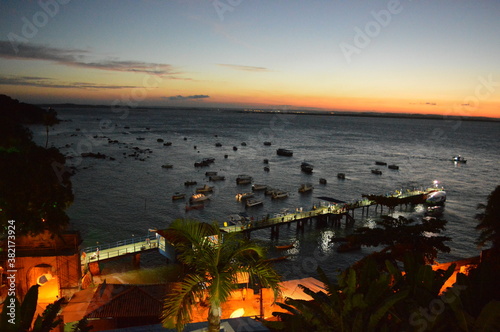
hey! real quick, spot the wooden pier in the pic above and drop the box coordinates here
[220,187,442,239]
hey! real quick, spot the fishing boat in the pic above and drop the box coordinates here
[205,171,217,176]
[236,174,252,185]
[184,180,197,186]
[252,184,267,191]
[263,141,272,146]
[452,155,467,163]
[236,192,254,201]
[319,178,327,184]
[161,164,173,169]
[298,183,314,193]
[371,169,382,175]
[196,185,214,193]
[388,164,399,170]
[245,199,263,207]
[190,193,210,203]
[171,192,185,200]
[300,162,313,174]
[276,148,293,157]
[272,191,289,199]
[337,173,345,180]
[375,161,387,166]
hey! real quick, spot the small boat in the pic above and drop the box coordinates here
[185,204,204,212]
[161,164,173,169]
[263,166,270,172]
[246,199,263,207]
[233,146,238,151]
[452,155,467,163]
[184,180,197,186]
[252,184,267,191]
[298,183,314,193]
[263,159,269,164]
[275,243,294,250]
[241,142,247,146]
[277,148,293,157]
[205,171,217,176]
[163,142,172,146]
[319,178,327,184]
[196,185,214,193]
[236,192,254,201]
[264,141,272,146]
[157,138,164,143]
[190,193,210,203]
[236,174,253,185]
[272,191,288,199]
[300,162,313,174]
[264,256,288,263]
[426,190,446,205]
[209,175,225,181]
[375,161,387,166]
[172,192,186,200]
[136,137,145,141]
[371,169,382,175]
[215,142,222,147]
[388,164,399,170]
[337,173,345,180]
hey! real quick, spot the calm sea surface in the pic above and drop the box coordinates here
[30,108,500,280]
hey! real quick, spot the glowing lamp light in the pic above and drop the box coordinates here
[229,308,245,318]
[433,180,439,187]
[37,273,53,286]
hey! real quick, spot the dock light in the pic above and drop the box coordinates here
[433,180,439,187]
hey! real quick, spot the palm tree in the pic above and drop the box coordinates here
[42,108,58,148]
[161,219,281,332]
[475,185,500,252]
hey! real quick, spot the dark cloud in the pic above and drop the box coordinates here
[0,75,137,89]
[165,94,210,101]
[0,41,179,76]
[217,64,269,72]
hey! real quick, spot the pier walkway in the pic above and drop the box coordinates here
[81,234,157,265]
[220,187,440,236]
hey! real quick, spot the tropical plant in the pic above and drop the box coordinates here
[475,185,500,252]
[348,215,450,264]
[161,219,281,332]
[0,284,63,332]
[268,255,456,332]
[42,108,59,148]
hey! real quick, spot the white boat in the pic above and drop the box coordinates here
[298,183,314,193]
[246,199,263,207]
[235,192,254,201]
[452,155,467,163]
[190,193,210,203]
[426,190,446,205]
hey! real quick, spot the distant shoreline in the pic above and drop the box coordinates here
[37,103,500,123]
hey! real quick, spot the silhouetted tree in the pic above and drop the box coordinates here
[475,185,500,253]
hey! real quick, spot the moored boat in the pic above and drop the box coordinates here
[172,192,186,200]
[190,193,210,203]
[452,155,467,163]
[196,184,214,193]
[161,164,173,169]
[319,178,327,184]
[209,175,225,181]
[276,148,293,157]
[252,184,267,191]
[337,173,345,180]
[236,174,253,185]
[236,192,254,200]
[371,169,382,175]
[184,180,197,186]
[300,162,313,174]
[375,161,387,166]
[246,199,263,207]
[298,183,314,193]
[425,190,446,205]
[388,164,399,170]
[272,191,289,199]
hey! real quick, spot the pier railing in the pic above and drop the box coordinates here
[82,234,156,254]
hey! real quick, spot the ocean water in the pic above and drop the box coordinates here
[30,108,500,280]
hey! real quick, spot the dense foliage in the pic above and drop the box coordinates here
[0,95,73,235]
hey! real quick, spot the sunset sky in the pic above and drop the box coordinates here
[1,1,499,118]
